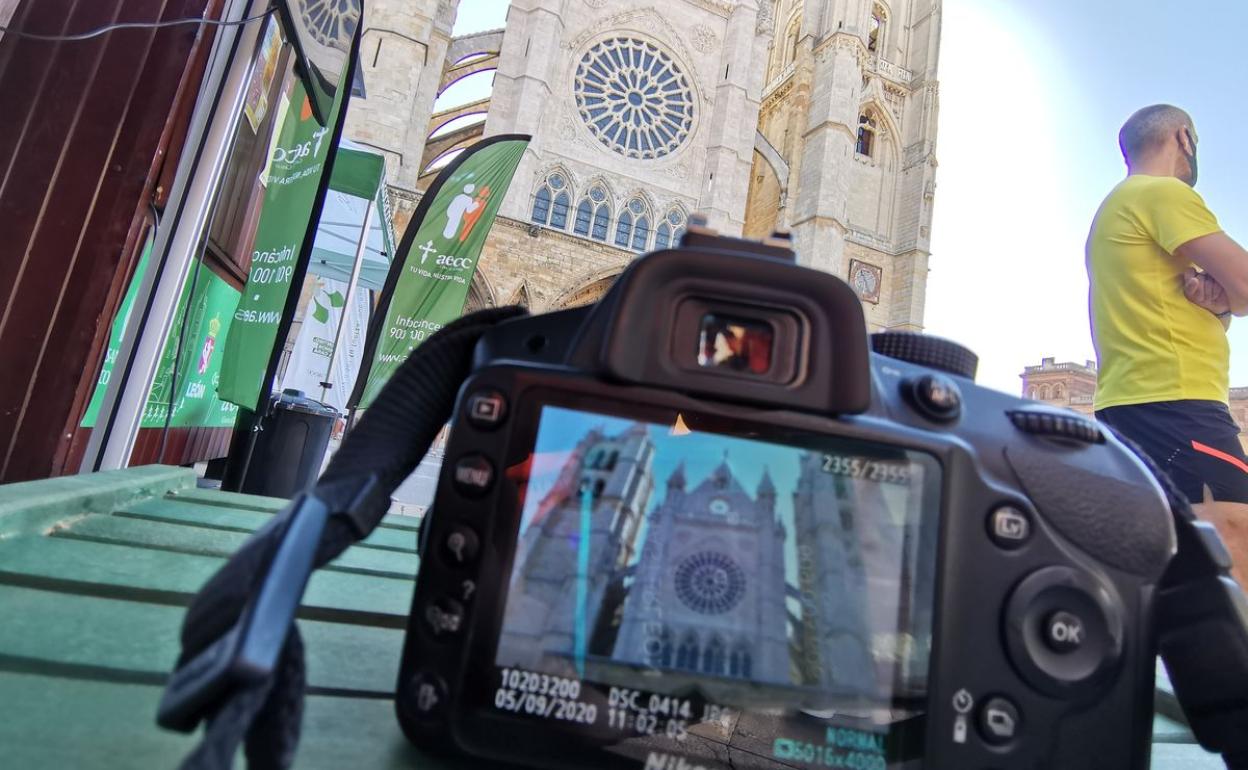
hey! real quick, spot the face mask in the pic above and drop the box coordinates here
[1181,128,1198,187]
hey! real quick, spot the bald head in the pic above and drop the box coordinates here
[1119,104,1194,163]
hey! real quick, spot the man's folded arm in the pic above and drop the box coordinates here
[1176,231,1248,316]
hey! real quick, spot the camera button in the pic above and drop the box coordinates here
[423,597,466,638]
[441,525,480,568]
[466,389,508,430]
[908,374,962,421]
[977,696,1020,746]
[452,454,495,497]
[1004,567,1123,698]
[987,505,1032,549]
[405,671,449,719]
[1043,610,1086,654]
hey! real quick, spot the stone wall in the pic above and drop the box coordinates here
[471,215,635,313]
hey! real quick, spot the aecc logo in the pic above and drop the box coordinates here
[272,127,328,165]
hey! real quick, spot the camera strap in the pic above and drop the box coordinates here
[157,307,527,770]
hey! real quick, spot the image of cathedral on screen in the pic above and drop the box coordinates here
[495,410,933,697]
[343,0,941,331]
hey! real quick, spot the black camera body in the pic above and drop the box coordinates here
[396,232,1176,769]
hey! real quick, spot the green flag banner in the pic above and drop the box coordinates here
[82,259,241,430]
[351,135,530,409]
[217,80,345,409]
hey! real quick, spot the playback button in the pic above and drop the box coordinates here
[466,389,508,430]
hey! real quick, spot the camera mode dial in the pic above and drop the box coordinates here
[871,332,979,380]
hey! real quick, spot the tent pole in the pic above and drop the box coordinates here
[321,197,373,405]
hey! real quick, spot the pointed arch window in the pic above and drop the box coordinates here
[531,172,572,229]
[616,198,652,252]
[648,627,673,667]
[574,184,612,241]
[856,113,877,157]
[729,642,752,678]
[675,632,700,671]
[868,4,888,53]
[654,209,688,250]
[702,635,726,675]
[785,16,801,65]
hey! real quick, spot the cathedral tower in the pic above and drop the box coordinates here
[497,423,655,672]
[746,0,941,331]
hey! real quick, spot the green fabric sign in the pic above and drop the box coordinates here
[80,237,154,427]
[217,81,343,409]
[352,136,529,409]
[82,260,242,430]
[330,147,384,199]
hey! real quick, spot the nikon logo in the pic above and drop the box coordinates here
[643,752,712,770]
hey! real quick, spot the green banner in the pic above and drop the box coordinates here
[217,80,343,409]
[82,260,241,430]
[352,136,530,409]
[81,237,155,427]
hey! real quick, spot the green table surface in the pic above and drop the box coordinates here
[0,466,1222,768]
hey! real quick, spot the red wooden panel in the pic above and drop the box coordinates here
[0,0,211,481]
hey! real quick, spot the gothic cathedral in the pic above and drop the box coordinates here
[344,0,942,331]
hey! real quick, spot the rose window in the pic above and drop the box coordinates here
[675,551,745,615]
[299,0,360,47]
[574,38,695,159]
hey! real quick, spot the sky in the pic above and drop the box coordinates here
[927,0,1248,393]
[448,1,1247,395]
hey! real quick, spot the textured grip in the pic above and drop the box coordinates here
[871,331,979,379]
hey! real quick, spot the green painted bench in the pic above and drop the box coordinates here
[0,466,1222,768]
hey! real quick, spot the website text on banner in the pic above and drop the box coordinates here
[351,135,530,409]
[217,80,345,409]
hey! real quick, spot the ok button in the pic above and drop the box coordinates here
[1043,610,1085,654]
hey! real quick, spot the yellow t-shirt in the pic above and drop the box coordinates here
[1087,175,1228,409]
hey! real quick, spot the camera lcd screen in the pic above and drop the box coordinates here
[479,400,940,769]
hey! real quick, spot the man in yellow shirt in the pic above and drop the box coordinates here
[1087,104,1248,506]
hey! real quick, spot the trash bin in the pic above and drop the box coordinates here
[239,389,338,498]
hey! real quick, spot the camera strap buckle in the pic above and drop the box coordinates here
[156,491,330,733]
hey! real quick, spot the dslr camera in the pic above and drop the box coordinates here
[396,228,1187,769]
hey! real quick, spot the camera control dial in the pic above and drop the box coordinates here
[871,331,979,380]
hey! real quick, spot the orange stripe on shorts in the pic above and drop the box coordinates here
[1191,440,1248,475]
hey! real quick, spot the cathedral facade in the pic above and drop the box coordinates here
[345,0,942,331]
[496,419,921,698]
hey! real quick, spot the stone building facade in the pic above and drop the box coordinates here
[1021,357,1248,452]
[496,419,922,692]
[345,0,943,332]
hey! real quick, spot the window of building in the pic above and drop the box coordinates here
[856,113,877,157]
[573,37,694,160]
[648,628,673,667]
[785,16,801,65]
[868,5,887,53]
[702,635,726,675]
[531,172,571,229]
[574,184,612,241]
[654,208,687,250]
[675,632,700,670]
[615,197,652,251]
[730,643,752,678]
